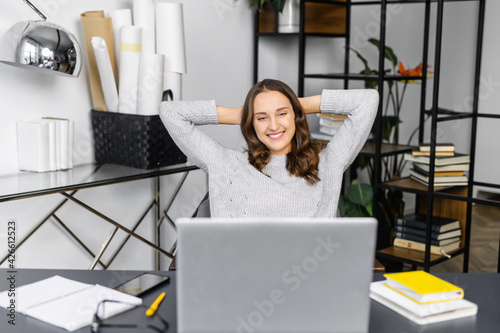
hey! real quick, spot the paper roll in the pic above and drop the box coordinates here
[92,37,119,112]
[133,0,156,54]
[164,72,182,101]
[118,26,142,114]
[81,11,116,111]
[109,8,132,75]
[137,53,164,115]
[156,2,187,74]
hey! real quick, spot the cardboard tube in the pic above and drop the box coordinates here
[137,53,164,115]
[118,26,142,114]
[92,37,119,112]
[156,2,187,74]
[133,0,156,54]
[81,11,116,111]
[109,8,132,78]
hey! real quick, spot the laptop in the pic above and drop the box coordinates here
[176,217,377,333]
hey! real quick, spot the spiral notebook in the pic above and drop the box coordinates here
[0,275,142,331]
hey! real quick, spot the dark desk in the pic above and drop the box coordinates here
[0,269,499,332]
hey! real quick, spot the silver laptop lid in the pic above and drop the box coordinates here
[176,217,377,333]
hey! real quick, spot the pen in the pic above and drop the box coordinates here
[146,292,166,317]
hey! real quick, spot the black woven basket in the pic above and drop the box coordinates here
[91,110,186,169]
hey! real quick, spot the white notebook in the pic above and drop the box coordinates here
[370,280,477,325]
[0,275,142,331]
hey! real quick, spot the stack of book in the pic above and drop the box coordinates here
[17,118,74,172]
[370,271,478,325]
[393,214,462,256]
[404,143,470,187]
[310,114,346,141]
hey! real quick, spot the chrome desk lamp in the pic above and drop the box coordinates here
[0,0,82,77]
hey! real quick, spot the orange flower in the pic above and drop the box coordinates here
[398,61,433,82]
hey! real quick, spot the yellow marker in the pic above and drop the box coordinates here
[146,292,166,317]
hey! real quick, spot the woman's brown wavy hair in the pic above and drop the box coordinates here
[240,79,322,185]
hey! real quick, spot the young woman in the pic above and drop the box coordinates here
[159,79,378,218]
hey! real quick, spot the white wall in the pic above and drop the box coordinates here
[0,0,498,270]
[0,0,253,270]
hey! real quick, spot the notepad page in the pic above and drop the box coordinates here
[0,275,91,313]
[25,284,142,332]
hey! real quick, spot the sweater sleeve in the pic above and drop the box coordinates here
[159,100,225,173]
[320,89,379,171]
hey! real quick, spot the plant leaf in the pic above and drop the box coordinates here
[338,196,347,217]
[380,115,401,142]
[350,48,371,72]
[346,182,374,207]
[368,38,398,68]
[346,203,370,217]
[366,201,373,216]
[270,0,286,12]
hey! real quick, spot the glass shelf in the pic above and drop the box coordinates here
[0,162,198,203]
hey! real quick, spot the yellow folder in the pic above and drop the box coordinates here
[383,271,464,304]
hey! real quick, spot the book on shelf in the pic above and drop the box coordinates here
[310,131,333,142]
[318,115,345,128]
[410,174,468,187]
[318,124,340,136]
[395,214,460,233]
[411,150,455,157]
[393,233,461,247]
[0,275,142,331]
[418,143,455,152]
[394,224,462,240]
[17,120,52,172]
[412,163,465,177]
[410,169,468,183]
[370,280,477,325]
[384,271,464,304]
[393,237,461,255]
[318,113,347,121]
[403,152,470,166]
[413,162,470,172]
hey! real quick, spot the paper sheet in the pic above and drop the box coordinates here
[118,25,142,114]
[0,275,142,332]
[109,8,132,78]
[133,0,156,54]
[92,37,119,112]
[81,11,116,111]
[156,2,187,74]
[137,53,164,115]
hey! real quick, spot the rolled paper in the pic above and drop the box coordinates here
[80,11,116,111]
[137,53,165,115]
[118,26,142,114]
[133,0,156,54]
[164,71,182,101]
[156,2,187,75]
[109,8,132,77]
[92,37,119,112]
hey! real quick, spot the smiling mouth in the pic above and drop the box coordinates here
[267,132,285,140]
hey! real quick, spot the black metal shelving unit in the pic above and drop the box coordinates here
[254,0,498,272]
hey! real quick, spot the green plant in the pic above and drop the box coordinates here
[350,38,432,183]
[338,180,374,217]
[247,0,287,12]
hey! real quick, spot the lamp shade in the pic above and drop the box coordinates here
[0,20,82,77]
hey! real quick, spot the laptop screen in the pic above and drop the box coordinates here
[176,217,377,333]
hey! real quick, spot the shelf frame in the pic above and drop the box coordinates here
[254,0,490,272]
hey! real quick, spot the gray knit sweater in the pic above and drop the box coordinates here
[159,89,378,218]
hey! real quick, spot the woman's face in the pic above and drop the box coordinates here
[252,90,296,155]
